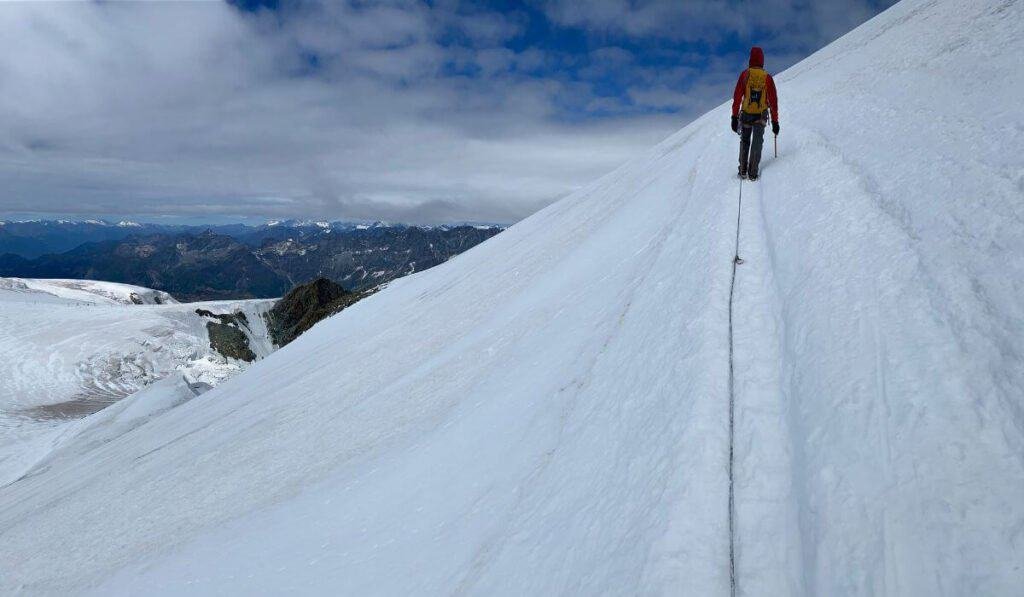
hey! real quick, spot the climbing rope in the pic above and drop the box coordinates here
[727,178,743,596]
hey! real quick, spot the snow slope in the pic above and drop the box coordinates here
[2,0,1022,594]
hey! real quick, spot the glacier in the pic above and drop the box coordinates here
[0,278,274,486]
[1,0,1022,594]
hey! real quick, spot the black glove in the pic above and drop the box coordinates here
[772,121,780,135]
[731,115,738,133]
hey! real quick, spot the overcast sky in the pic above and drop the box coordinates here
[0,0,896,225]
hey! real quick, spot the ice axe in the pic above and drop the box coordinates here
[774,133,778,158]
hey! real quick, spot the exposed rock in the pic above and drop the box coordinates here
[266,277,368,347]
[197,308,258,362]
[206,321,256,363]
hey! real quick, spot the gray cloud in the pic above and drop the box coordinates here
[0,1,895,225]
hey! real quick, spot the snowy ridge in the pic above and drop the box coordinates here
[1,0,1022,594]
[0,278,177,305]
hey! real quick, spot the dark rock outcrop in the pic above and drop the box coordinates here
[196,308,258,362]
[205,321,256,363]
[266,277,368,347]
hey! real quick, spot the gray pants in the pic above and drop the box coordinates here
[738,112,767,176]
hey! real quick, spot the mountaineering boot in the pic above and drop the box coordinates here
[738,165,747,179]
[748,171,759,181]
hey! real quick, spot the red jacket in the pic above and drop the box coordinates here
[731,47,779,122]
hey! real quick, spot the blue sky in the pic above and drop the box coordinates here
[0,0,895,224]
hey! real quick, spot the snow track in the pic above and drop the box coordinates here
[731,175,808,595]
[727,116,1024,595]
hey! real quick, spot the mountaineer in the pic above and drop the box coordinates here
[731,46,780,181]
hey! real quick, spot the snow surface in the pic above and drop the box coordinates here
[2,0,1023,594]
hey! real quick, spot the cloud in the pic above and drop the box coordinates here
[535,0,897,47]
[536,0,738,42]
[0,1,895,225]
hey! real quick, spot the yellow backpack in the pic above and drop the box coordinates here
[742,67,769,115]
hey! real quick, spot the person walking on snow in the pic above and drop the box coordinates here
[731,46,779,181]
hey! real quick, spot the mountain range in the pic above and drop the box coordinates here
[0,219,501,258]
[0,222,501,300]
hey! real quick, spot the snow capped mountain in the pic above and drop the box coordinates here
[1,0,1022,594]
[259,219,501,232]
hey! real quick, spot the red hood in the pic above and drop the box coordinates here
[749,46,764,67]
